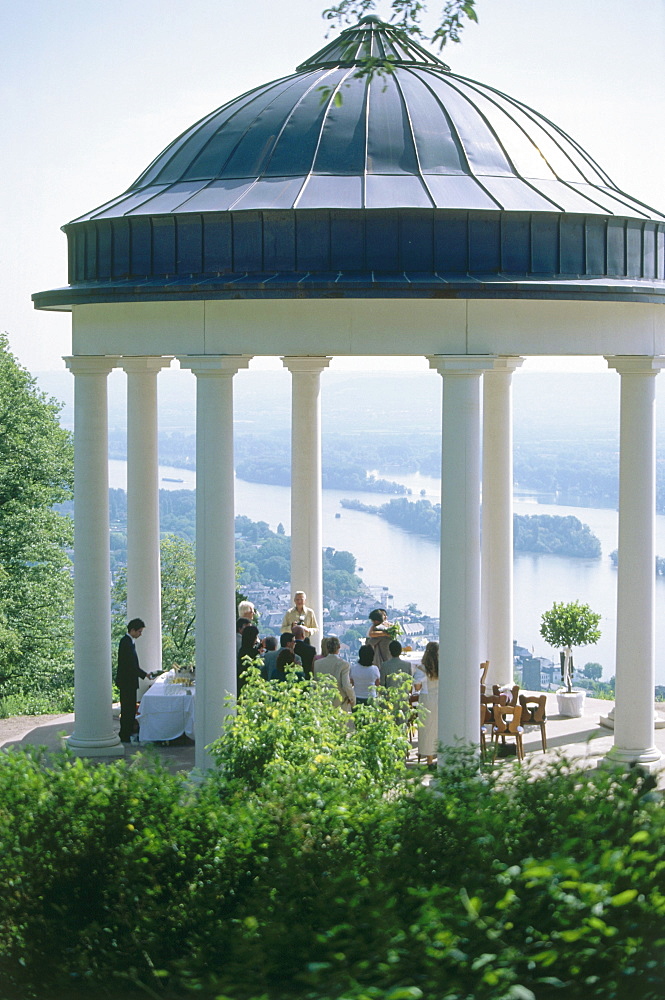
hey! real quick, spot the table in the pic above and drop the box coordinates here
[137,670,195,743]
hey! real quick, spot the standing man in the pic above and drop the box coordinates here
[117,618,148,743]
[281,590,319,639]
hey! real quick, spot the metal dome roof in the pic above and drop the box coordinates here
[71,17,663,223]
[33,17,665,309]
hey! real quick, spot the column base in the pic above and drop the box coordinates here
[599,705,665,729]
[65,734,125,758]
[600,743,664,773]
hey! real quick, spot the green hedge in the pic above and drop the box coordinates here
[1,669,664,999]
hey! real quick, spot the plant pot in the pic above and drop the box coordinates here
[556,689,586,718]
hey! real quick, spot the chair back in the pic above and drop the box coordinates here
[492,704,522,734]
[492,683,519,706]
[480,661,490,688]
[518,694,547,725]
[481,693,506,725]
[518,693,548,751]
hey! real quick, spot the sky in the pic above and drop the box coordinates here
[1,0,663,376]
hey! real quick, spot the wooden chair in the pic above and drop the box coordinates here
[492,683,520,706]
[480,660,489,693]
[518,694,548,752]
[480,692,507,758]
[491,704,524,761]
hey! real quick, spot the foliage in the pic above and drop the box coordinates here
[514,440,619,509]
[236,455,407,494]
[111,534,247,672]
[234,515,364,605]
[513,514,601,558]
[0,335,74,716]
[156,534,197,670]
[112,535,194,672]
[540,601,602,693]
[1,740,665,1000]
[209,662,413,792]
[341,497,602,558]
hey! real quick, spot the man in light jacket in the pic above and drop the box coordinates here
[315,636,355,710]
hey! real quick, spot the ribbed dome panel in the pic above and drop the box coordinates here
[42,14,664,309]
[73,28,664,223]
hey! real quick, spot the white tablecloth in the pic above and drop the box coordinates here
[137,671,195,742]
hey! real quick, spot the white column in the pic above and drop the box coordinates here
[119,357,173,684]
[428,355,493,752]
[281,356,332,640]
[178,355,251,771]
[604,356,665,770]
[64,355,124,757]
[481,357,524,687]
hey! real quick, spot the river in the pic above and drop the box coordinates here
[108,460,665,684]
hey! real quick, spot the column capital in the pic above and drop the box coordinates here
[178,355,252,377]
[486,356,525,375]
[281,356,332,375]
[118,356,174,375]
[427,354,496,377]
[64,355,120,376]
[605,355,665,376]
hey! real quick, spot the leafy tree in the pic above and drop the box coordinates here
[112,535,196,671]
[329,548,356,574]
[112,534,247,672]
[540,600,602,693]
[583,662,603,681]
[341,627,364,648]
[0,335,74,713]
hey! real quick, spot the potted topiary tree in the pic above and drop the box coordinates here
[540,600,602,717]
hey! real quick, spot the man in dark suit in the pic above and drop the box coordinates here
[117,618,149,743]
[292,624,316,680]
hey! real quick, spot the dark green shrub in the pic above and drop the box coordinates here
[1,691,664,999]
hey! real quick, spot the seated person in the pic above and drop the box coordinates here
[238,600,256,623]
[316,636,331,660]
[350,644,381,705]
[380,640,407,687]
[237,625,263,694]
[270,647,302,683]
[316,636,355,710]
[236,616,250,653]
[278,631,302,667]
[292,623,316,679]
[261,635,279,680]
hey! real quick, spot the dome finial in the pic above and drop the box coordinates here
[297,15,450,72]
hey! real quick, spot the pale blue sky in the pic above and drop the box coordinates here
[1,0,663,374]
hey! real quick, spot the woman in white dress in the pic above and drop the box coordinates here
[413,642,439,766]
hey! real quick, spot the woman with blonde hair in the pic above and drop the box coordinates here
[413,641,439,767]
[316,635,331,660]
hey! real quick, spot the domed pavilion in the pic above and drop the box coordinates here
[34,16,665,770]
